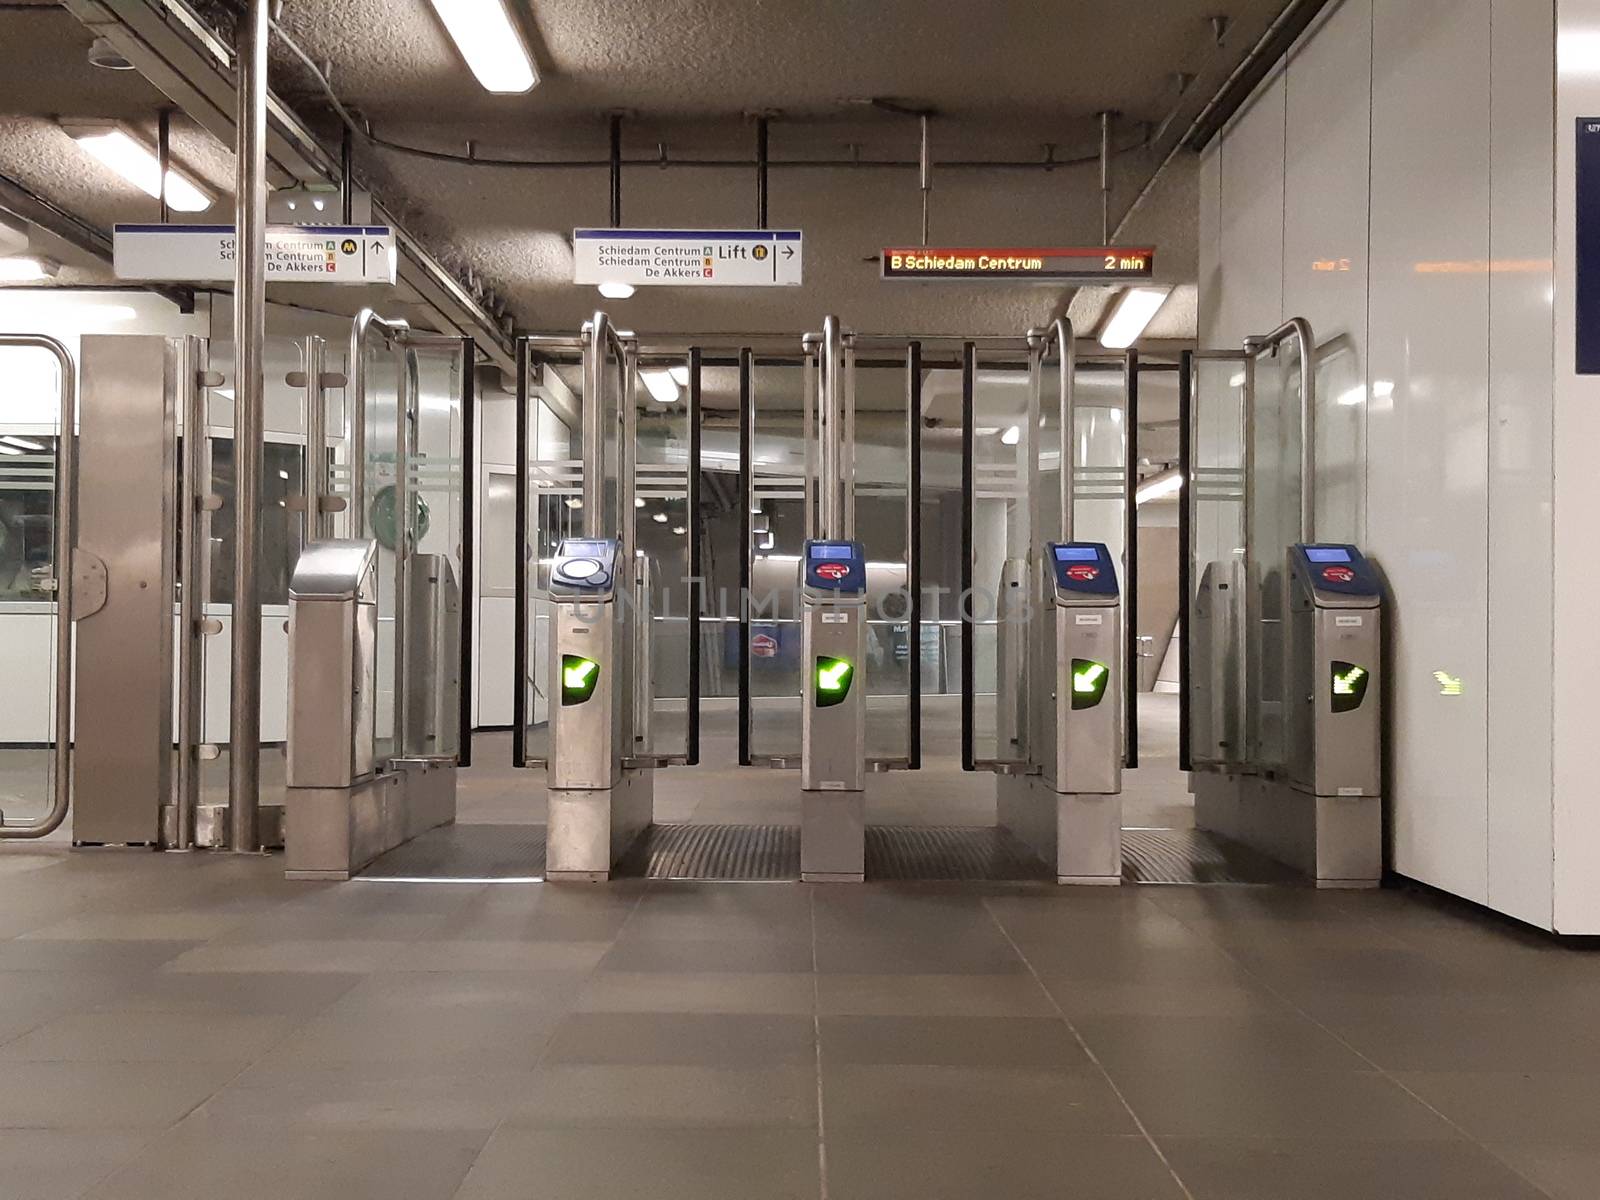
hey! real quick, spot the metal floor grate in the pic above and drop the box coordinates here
[1121,828,1302,886]
[359,822,1052,883]
[360,823,547,881]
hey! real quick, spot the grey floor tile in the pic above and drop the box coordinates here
[1040,976,1293,1018]
[252,1004,561,1071]
[812,891,1000,940]
[1392,1070,1600,1144]
[825,1129,1185,1200]
[162,938,410,974]
[195,1070,529,1132]
[455,1126,820,1200]
[1071,1013,1369,1074]
[816,973,1057,1017]
[84,1118,486,1200]
[1008,938,1253,982]
[18,911,248,943]
[0,1011,293,1063]
[98,970,363,1016]
[819,1015,1090,1070]
[330,968,586,1012]
[823,1064,1136,1133]
[1487,1143,1600,1200]
[0,940,200,973]
[0,1130,154,1200]
[598,936,814,974]
[541,1011,816,1068]
[815,932,1027,975]
[508,1064,817,1128]
[0,1061,243,1130]
[1109,1068,1460,1141]
[574,971,815,1014]
[388,938,612,973]
[1317,1007,1600,1072]
[1159,1136,1552,1200]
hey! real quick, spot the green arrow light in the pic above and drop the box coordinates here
[815,657,854,708]
[561,655,600,706]
[1071,659,1110,710]
[1331,661,1370,713]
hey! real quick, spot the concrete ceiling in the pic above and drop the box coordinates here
[0,0,1292,338]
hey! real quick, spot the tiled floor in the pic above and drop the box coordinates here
[1,844,1598,1199]
[2,698,1597,1197]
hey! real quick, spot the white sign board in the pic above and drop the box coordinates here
[573,228,802,287]
[113,224,396,285]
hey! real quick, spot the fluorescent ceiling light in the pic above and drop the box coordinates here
[1135,468,1183,506]
[669,365,690,387]
[640,369,680,404]
[1099,286,1172,350]
[634,496,646,508]
[1000,425,1021,446]
[1372,380,1395,399]
[66,126,212,212]
[598,280,635,300]
[652,511,669,523]
[0,443,22,456]
[564,497,583,509]
[0,436,46,451]
[427,0,538,93]
[1337,385,1367,407]
[673,525,687,536]
[0,256,59,282]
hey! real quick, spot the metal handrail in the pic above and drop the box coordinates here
[347,308,411,537]
[0,334,75,839]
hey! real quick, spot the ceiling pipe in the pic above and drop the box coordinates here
[156,106,170,223]
[919,113,931,246]
[755,115,769,229]
[608,113,622,226]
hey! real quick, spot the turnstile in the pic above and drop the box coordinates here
[996,542,1125,884]
[544,536,652,880]
[800,539,868,881]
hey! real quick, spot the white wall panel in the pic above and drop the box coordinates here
[1553,0,1600,933]
[1198,146,1224,346]
[1215,75,1288,346]
[1486,0,1557,927]
[1282,0,1373,546]
[1368,0,1493,902]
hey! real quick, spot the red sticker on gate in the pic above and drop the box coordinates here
[1322,566,1356,585]
[816,562,850,582]
[1066,564,1100,582]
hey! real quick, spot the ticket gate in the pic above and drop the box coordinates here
[997,542,1124,884]
[544,536,653,880]
[800,539,868,881]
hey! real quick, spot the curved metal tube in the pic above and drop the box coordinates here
[821,315,842,539]
[347,308,411,537]
[1052,318,1077,541]
[1246,317,1317,543]
[0,334,75,839]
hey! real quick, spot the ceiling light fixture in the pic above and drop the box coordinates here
[598,281,635,300]
[62,123,212,212]
[669,365,690,387]
[652,512,670,524]
[426,0,538,93]
[1099,286,1172,350]
[634,497,646,508]
[1000,426,1021,446]
[0,443,22,457]
[0,256,60,283]
[640,369,680,404]
[1135,468,1184,506]
[0,436,46,451]
[673,525,688,536]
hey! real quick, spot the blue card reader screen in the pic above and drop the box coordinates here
[1305,547,1353,564]
[1053,546,1101,563]
[562,540,612,557]
[810,543,854,559]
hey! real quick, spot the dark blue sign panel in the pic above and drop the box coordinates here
[1577,120,1600,374]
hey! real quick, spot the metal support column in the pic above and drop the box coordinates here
[512,339,530,768]
[959,341,975,773]
[737,347,753,766]
[156,108,171,225]
[1124,351,1140,769]
[755,117,769,229]
[907,340,923,770]
[228,0,268,854]
[1177,350,1194,773]
[687,347,703,766]
[458,337,476,768]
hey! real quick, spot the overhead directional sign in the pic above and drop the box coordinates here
[882,246,1155,282]
[573,228,803,287]
[113,224,396,284]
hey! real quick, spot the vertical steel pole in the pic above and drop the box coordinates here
[302,335,326,544]
[821,316,841,539]
[173,337,206,850]
[1124,352,1140,769]
[755,116,769,230]
[1177,351,1194,773]
[686,347,702,766]
[458,338,476,768]
[907,341,922,771]
[737,347,753,766]
[340,124,354,225]
[512,340,529,769]
[959,342,975,773]
[583,314,608,527]
[157,108,171,225]
[228,0,267,853]
[919,114,931,246]
[1099,111,1113,245]
[1055,318,1076,541]
[609,115,623,227]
